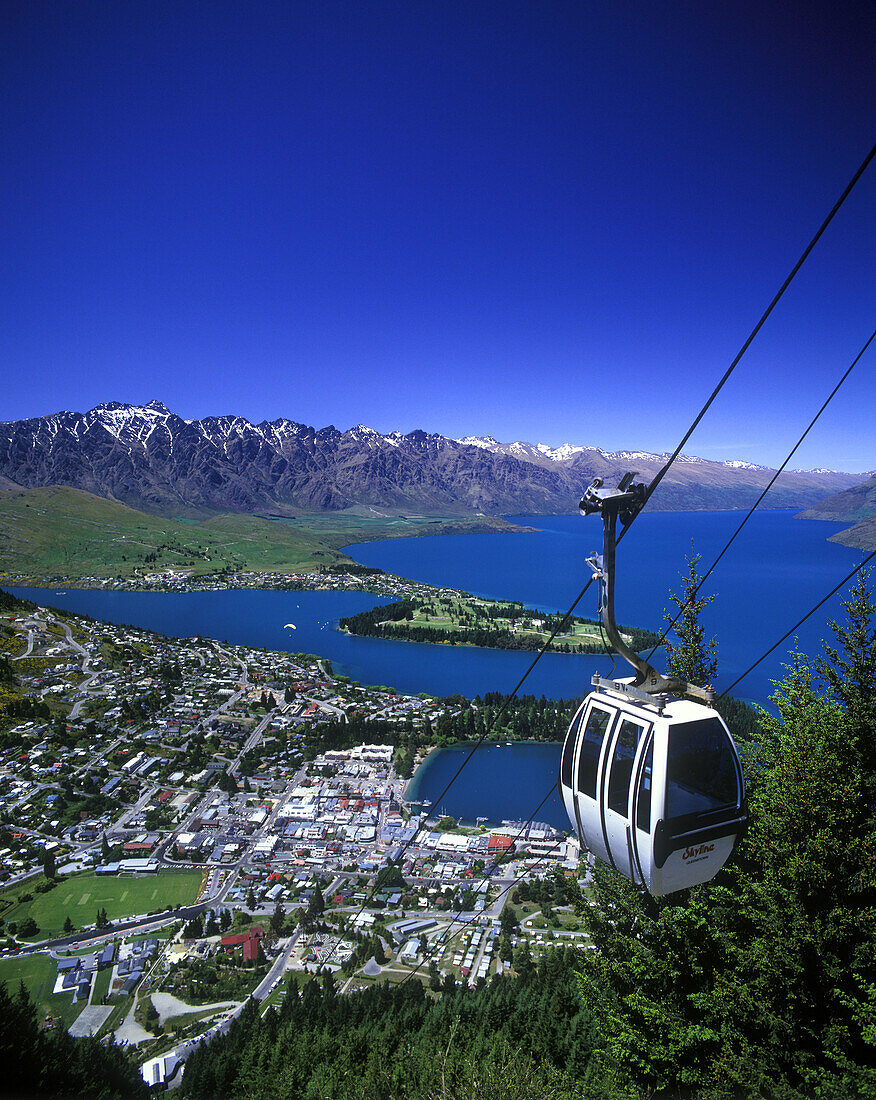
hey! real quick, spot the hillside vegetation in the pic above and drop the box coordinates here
[0,486,521,583]
[798,472,876,550]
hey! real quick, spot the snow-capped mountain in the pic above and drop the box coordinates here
[0,402,859,518]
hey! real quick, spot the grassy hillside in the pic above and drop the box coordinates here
[798,473,876,550]
[0,486,525,584]
[829,514,876,551]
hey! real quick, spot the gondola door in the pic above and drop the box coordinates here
[561,699,616,865]
[602,713,651,884]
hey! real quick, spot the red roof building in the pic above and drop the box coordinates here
[220,926,264,962]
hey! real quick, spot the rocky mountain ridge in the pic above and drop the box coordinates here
[0,400,862,518]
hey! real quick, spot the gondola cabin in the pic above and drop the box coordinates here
[559,683,746,896]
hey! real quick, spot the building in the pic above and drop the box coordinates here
[219,925,264,963]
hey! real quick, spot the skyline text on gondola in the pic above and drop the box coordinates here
[682,842,715,862]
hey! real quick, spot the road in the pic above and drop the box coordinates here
[11,627,35,660]
[252,931,299,999]
[153,930,301,1088]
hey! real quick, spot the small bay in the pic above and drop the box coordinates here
[406,741,567,831]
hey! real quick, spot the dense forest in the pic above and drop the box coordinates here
[0,982,146,1099]
[179,947,593,1099]
[339,597,663,653]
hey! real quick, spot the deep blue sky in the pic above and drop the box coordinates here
[2,1,874,470]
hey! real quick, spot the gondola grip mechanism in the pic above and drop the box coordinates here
[579,473,714,703]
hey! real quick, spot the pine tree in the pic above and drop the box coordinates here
[818,563,876,802]
[663,543,718,687]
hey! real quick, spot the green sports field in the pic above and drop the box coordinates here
[0,953,82,1029]
[0,869,203,940]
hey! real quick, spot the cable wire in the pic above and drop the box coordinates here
[641,141,876,511]
[645,326,876,666]
[389,140,876,888]
[398,781,563,987]
[395,150,876,982]
[720,550,876,698]
[314,142,876,971]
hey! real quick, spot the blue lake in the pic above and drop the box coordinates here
[407,741,567,831]
[5,509,862,707]
[348,509,863,706]
[5,508,865,826]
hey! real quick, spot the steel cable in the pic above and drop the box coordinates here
[644,327,876,667]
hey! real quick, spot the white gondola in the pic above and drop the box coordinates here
[559,684,745,895]
[558,474,747,896]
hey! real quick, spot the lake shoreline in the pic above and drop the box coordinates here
[5,510,859,707]
[403,739,568,830]
[404,738,564,802]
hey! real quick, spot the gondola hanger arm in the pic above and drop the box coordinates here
[579,474,714,703]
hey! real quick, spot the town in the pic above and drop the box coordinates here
[0,563,470,600]
[0,589,588,1088]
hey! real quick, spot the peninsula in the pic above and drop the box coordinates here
[339,595,662,654]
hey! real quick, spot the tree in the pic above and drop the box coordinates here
[512,943,535,980]
[663,543,718,687]
[818,564,876,803]
[428,960,441,992]
[183,914,203,939]
[724,652,876,1096]
[42,847,55,880]
[0,982,148,1099]
[575,576,876,1099]
[63,915,73,935]
[306,884,325,922]
[499,905,518,937]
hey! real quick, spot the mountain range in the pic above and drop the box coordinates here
[0,401,865,519]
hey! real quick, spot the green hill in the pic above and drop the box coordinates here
[0,485,524,584]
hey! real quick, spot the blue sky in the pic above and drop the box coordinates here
[2,1,874,471]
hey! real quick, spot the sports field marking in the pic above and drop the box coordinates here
[78,892,90,905]
[63,894,73,905]
[120,890,129,900]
